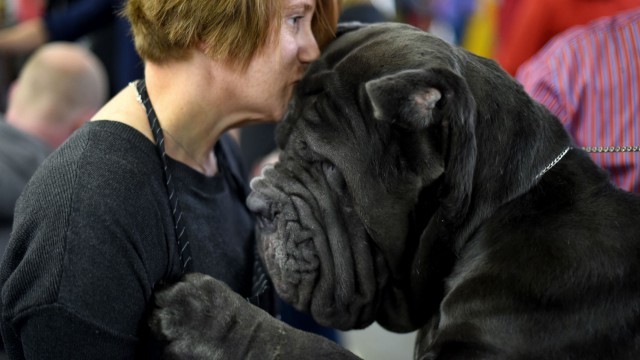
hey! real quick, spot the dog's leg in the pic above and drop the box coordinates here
[150,273,361,360]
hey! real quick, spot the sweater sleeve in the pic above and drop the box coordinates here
[0,125,175,359]
[42,0,118,41]
[5,304,138,359]
[0,197,161,360]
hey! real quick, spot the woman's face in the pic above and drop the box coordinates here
[232,0,321,122]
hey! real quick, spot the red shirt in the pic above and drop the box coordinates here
[17,0,45,21]
[517,8,640,192]
[497,0,640,75]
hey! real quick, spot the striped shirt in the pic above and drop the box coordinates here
[517,8,640,193]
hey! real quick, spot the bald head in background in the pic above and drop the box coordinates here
[0,42,108,254]
[6,42,108,148]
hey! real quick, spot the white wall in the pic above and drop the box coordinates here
[339,324,417,359]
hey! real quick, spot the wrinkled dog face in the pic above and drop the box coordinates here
[246,75,392,330]
[247,23,472,330]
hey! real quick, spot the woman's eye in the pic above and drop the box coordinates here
[287,15,304,29]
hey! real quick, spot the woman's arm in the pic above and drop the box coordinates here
[0,19,48,54]
[0,0,118,54]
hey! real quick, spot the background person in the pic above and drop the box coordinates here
[0,0,142,99]
[496,0,639,75]
[0,0,339,358]
[0,41,108,258]
[517,7,640,192]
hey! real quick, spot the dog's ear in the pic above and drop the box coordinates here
[365,68,468,129]
[365,68,477,227]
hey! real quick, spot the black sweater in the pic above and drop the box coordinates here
[0,120,52,254]
[0,121,258,359]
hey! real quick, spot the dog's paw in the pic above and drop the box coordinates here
[149,273,362,360]
[149,273,245,358]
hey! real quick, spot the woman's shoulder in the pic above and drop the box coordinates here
[22,121,161,212]
[54,120,156,173]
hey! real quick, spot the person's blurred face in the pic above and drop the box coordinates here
[232,0,320,122]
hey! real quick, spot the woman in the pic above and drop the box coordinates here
[0,0,339,358]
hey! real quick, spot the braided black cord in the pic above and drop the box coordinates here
[135,80,193,273]
[135,79,271,309]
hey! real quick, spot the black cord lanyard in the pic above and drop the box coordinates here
[135,79,194,274]
[135,80,271,309]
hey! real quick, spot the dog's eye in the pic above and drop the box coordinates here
[295,140,323,163]
[297,140,308,152]
[296,140,312,160]
[322,161,335,174]
[322,161,346,194]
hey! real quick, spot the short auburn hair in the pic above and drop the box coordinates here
[124,0,340,68]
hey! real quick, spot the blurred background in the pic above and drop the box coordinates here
[1,0,638,358]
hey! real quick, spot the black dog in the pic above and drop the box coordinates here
[152,23,640,359]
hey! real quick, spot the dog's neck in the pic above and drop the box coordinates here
[453,85,574,254]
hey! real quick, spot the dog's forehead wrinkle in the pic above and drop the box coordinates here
[295,114,368,173]
[326,26,463,87]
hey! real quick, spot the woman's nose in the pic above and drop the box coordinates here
[299,29,320,63]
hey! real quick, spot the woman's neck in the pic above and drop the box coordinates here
[143,58,225,176]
